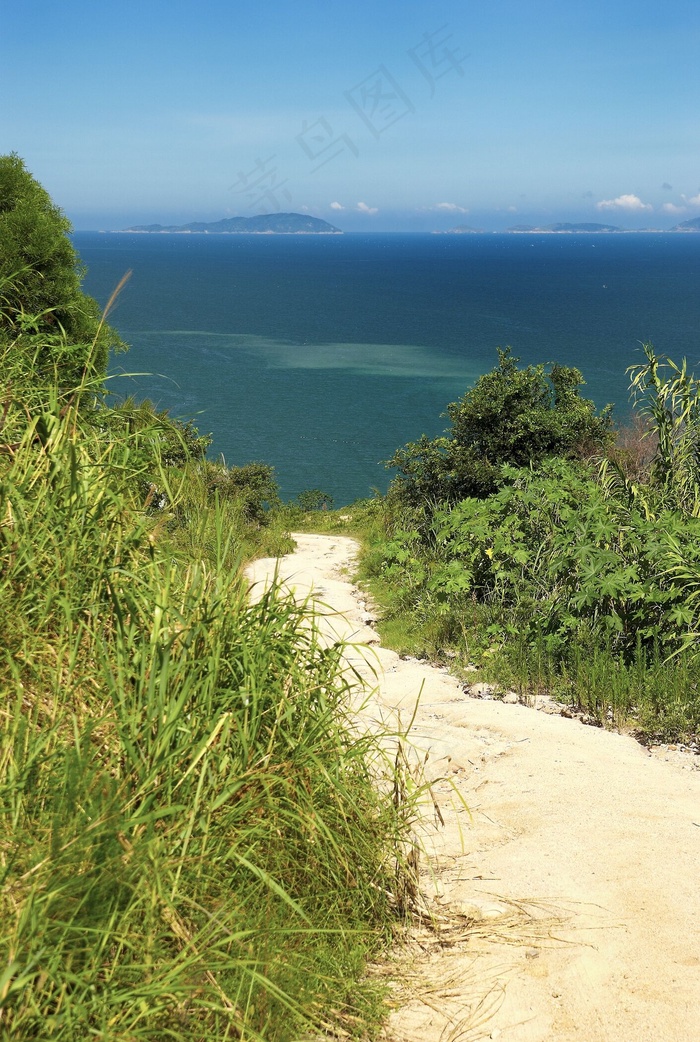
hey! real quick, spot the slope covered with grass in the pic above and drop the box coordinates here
[0,156,409,1041]
[0,366,411,1042]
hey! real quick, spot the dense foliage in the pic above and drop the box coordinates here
[364,346,700,741]
[388,347,613,508]
[0,154,124,384]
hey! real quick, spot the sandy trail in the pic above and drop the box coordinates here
[246,533,700,1042]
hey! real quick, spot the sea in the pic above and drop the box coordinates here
[74,232,700,506]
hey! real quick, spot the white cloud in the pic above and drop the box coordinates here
[662,202,686,215]
[687,193,700,207]
[596,193,652,212]
[434,202,468,213]
[507,205,517,213]
[329,201,344,211]
[356,201,378,215]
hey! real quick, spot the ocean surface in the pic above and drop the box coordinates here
[74,232,700,505]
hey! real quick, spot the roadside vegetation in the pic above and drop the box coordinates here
[313,349,700,744]
[0,155,414,1041]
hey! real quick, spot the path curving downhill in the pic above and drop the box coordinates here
[246,533,700,1042]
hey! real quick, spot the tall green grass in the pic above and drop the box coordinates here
[0,392,410,1040]
[477,632,700,738]
[165,459,295,570]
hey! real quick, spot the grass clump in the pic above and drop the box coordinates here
[0,390,409,1041]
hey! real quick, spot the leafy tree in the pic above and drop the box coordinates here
[297,489,334,511]
[388,347,613,507]
[0,153,124,384]
[205,461,281,523]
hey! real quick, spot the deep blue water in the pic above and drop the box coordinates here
[74,232,700,505]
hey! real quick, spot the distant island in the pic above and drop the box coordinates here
[435,225,484,234]
[502,220,700,234]
[121,213,700,236]
[122,213,342,235]
[506,222,623,233]
[671,216,700,232]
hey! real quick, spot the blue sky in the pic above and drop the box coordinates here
[2,0,699,231]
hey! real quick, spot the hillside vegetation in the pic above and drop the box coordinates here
[322,349,700,743]
[0,156,410,1041]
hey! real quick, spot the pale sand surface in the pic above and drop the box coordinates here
[246,533,700,1042]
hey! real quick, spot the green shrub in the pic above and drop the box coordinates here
[363,347,700,739]
[296,488,334,512]
[387,347,613,509]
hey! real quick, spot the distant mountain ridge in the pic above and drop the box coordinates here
[123,213,342,234]
[671,216,700,232]
[437,225,483,234]
[506,222,622,233]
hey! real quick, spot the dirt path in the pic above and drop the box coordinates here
[246,533,700,1042]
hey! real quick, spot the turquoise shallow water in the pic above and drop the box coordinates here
[75,232,700,504]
